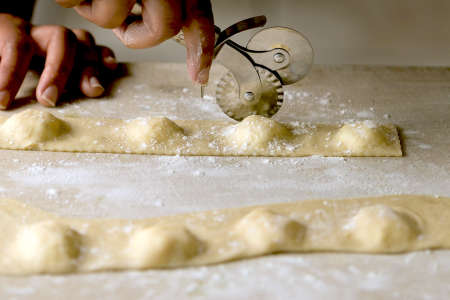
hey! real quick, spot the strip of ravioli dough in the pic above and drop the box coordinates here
[0,109,401,156]
[0,195,448,275]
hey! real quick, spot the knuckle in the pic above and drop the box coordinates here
[92,1,133,29]
[50,26,78,47]
[147,23,181,45]
[73,28,88,36]
[4,35,34,57]
[90,11,127,29]
[97,20,122,29]
[0,14,27,27]
[51,25,70,38]
[51,26,70,38]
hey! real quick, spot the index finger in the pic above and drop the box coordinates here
[0,39,34,109]
[182,0,215,84]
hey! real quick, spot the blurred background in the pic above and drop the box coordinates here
[33,0,450,66]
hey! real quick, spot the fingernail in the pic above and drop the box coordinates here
[197,67,210,85]
[41,85,58,107]
[0,91,10,109]
[90,76,104,90]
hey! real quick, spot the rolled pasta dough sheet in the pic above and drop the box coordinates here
[0,109,402,157]
[0,195,447,275]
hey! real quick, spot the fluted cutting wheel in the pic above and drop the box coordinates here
[216,67,284,121]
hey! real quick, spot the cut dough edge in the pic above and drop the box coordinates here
[0,194,448,275]
[0,109,402,157]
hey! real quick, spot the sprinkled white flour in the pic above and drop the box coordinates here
[1,63,448,299]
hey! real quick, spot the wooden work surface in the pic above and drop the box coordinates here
[0,63,449,299]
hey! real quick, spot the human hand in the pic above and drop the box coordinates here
[0,14,117,109]
[55,0,215,84]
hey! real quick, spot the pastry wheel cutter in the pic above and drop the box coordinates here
[174,15,314,121]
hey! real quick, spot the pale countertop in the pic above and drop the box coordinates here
[0,63,449,299]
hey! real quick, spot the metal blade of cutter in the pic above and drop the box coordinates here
[216,66,283,121]
[214,26,313,120]
[246,27,314,84]
[173,16,314,121]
